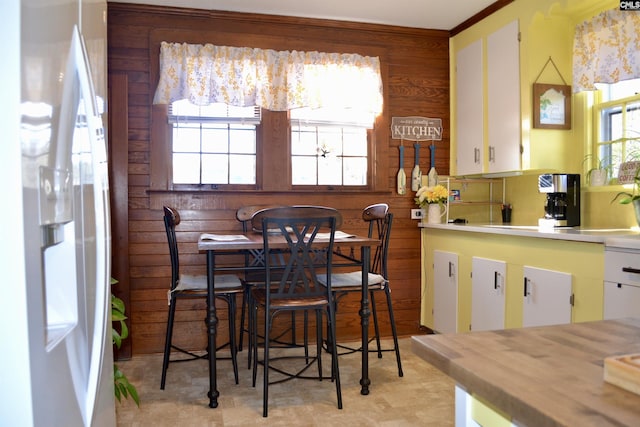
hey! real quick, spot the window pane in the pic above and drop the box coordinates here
[173,153,201,183]
[292,126,317,155]
[611,109,623,141]
[201,125,229,153]
[344,157,368,185]
[628,102,640,139]
[343,128,367,155]
[201,153,228,184]
[229,127,256,154]
[318,128,342,154]
[629,135,640,161]
[229,154,255,184]
[318,156,342,185]
[292,156,317,185]
[173,124,201,152]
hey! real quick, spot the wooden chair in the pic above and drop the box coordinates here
[318,203,403,377]
[236,205,286,353]
[160,206,244,389]
[249,210,342,417]
[250,205,343,231]
[238,205,343,360]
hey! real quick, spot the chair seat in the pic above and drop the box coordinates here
[317,271,387,290]
[175,273,244,293]
[251,288,329,309]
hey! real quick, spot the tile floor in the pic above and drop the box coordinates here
[115,338,455,426]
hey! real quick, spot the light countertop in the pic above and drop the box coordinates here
[420,222,640,247]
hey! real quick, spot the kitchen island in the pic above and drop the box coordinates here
[412,318,640,426]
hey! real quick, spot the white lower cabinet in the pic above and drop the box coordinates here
[604,248,640,319]
[604,282,640,319]
[522,266,572,327]
[471,257,506,331]
[434,250,458,334]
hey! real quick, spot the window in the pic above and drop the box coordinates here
[290,107,373,187]
[594,79,640,182]
[168,100,260,186]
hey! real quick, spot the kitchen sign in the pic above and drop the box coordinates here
[391,116,442,141]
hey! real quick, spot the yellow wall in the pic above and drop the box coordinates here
[451,0,637,229]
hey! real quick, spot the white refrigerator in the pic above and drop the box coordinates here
[1,0,116,426]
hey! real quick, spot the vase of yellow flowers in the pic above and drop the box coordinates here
[415,184,448,224]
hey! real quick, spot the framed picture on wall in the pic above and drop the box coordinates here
[533,83,571,130]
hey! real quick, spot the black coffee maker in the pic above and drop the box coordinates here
[538,173,580,227]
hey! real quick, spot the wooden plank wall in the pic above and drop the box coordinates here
[107,2,450,356]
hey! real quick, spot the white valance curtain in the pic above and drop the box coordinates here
[152,42,383,116]
[573,8,640,93]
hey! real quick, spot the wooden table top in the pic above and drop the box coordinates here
[412,318,640,427]
[197,230,378,251]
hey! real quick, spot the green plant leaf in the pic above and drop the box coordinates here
[119,319,129,341]
[111,310,127,321]
[113,363,140,407]
[126,382,140,406]
[111,279,139,407]
[112,294,125,314]
[113,329,122,349]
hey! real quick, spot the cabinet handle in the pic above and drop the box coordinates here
[489,146,495,162]
[494,271,499,289]
[474,148,480,164]
[622,266,640,274]
[523,277,529,297]
[448,261,453,278]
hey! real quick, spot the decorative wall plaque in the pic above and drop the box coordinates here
[391,116,442,141]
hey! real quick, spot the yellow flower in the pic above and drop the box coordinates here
[415,184,448,208]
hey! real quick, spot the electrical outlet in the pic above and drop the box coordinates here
[411,208,423,220]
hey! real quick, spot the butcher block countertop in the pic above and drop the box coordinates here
[412,318,640,427]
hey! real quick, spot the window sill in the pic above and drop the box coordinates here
[148,188,392,195]
[584,183,631,193]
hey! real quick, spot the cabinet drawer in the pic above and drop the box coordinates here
[605,250,640,285]
[604,281,640,319]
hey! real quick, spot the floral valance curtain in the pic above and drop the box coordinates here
[573,9,640,93]
[152,42,383,115]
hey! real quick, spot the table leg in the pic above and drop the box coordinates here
[359,245,371,395]
[206,250,219,408]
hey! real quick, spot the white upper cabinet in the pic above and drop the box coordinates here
[454,19,521,176]
[487,20,521,174]
[455,40,484,175]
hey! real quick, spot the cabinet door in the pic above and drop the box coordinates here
[434,250,458,334]
[472,257,506,331]
[604,282,640,319]
[487,20,521,174]
[455,39,483,176]
[522,266,572,327]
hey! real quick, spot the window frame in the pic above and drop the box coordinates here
[593,91,640,185]
[151,106,380,193]
[290,117,374,189]
[168,101,261,189]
